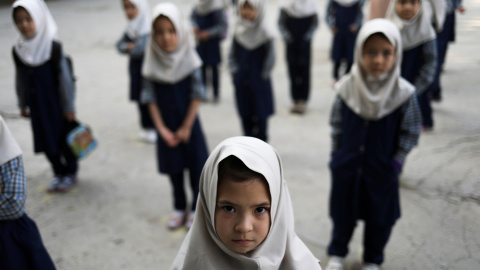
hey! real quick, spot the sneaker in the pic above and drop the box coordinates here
[325,256,344,270]
[167,210,185,230]
[47,176,62,193]
[144,129,157,144]
[362,263,380,270]
[185,211,195,229]
[57,174,77,193]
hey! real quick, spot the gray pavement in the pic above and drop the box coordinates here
[1,0,480,269]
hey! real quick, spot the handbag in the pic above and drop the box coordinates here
[66,121,97,159]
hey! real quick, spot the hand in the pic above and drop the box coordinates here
[193,27,200,35]
[126,42,135,52]
[198,31,210,41]
[64,112,76,122]
[349,25,358,33]
[159,126,180,147]
[20,108,29,118]
[332,27,338,34]
[457,6,465,13]
[175,125,192,144]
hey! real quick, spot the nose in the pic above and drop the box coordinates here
[234,215,253,233]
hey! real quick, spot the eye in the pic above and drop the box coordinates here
[255,207,268,214]
[223,206,235,213]
[383,50,393,57]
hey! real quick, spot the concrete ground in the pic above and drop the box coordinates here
[1,0,479,269]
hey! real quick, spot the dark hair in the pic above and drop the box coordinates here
[218,155,266,184]
[13,6,27,20]
[366,32,391,44]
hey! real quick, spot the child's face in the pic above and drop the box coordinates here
[215,177,271,254]
[123,0,139,20]
[395,0,420,20]
[153,16,178,53]
[239,2,258,21]
[362,34,396,77]
[14,8,35,39]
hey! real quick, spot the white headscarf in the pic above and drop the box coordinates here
[234,0,274,50]
[195,0,228,15]
[125,0,151,39]
[386,0,436,50]
[12,0,57,67]
[0,116,23,166]
[142,2,202,84]
[427,0,446,31]
[335,19,415,120]
[333,0,359,7]
[170,136,322,270]
[280,0,318,18]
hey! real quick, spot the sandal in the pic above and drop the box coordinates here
[167,210,185,230]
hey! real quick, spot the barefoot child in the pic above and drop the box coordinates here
[116,0,156,143]
[325,19,421,270]
[170,136,321,269]
[12,0,78,193]
[141,2,209,229]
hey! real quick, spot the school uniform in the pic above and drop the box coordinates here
[326,0,364,79]
[116,0,154,129]
[142,3,209,212]
[0,116,56,270]
[328,19,421,266]
[229,0,275,142]
[278,0,318,106]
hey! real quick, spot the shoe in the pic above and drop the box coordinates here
[57,174,77,193]
[325,256,344,270]
[185,211,195,229]
[47,176,62,193]
[167,210,185,230]
[139,129,157,143]
[362,263,380,270]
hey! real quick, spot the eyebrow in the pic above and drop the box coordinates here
[217,200,271,207]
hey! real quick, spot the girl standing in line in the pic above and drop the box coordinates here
[117,0,156,143]
[278,0,319,114]
[191,0,228,103]
[326,0,364,84]
[325,19,421,270]
[141,2,209,230]
[387,0,437,130]
[170,136,322,270]
[229,0,275,142]
[0,115,56,270]
[12,0,78,193]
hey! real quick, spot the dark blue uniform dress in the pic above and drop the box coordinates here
[13,45,77,176]
[0,214,56,270]
[402,44,433,128]
[192,10,223,100]
[328,101,403,265]
[284,13,315,102]
[330,1,359,79]
[151,76,208,211]
[232,39,274,142]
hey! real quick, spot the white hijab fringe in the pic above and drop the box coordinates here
[125,0,151,39]
[234,0,274,50]
[280,0,318,18]
[170,136,321,270]
[333,0,359,8]
[0,116,23,166]
[12,0,57,66]
[335,19,415,120]
[141,2,202,84]
[195,0,228,15]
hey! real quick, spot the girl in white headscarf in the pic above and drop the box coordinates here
[387,0,437,130]
[228,0,275,142]
[0,115,56,270]
[278,0,319,114]
[12,0,78,193]
[170,136,322,270]
[116,0,156,143]
[325,19,421,270]
[190,0,228,102]
[141,2,209,230]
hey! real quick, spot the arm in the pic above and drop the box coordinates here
[330,96,343,153]
[205,10,228,38]
[369,0,390,19]
[128,34,148,58]
[116,33,129,54]
[57,47,76,121]
[278,9,292,42]
[0,155,26,221]
[228,40,238,74]
[15,67,28,117]
[261,40,275,80]
[304,14,319,41]
[325,0,335,30]
[352,0,365,30]
[393,96,421,165]
[415,39,437,95]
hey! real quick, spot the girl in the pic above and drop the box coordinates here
[326,0,364,83]
[0,115,56,270]
[12,0,78,193]
[141,2,209,230]
[278,0,319,114]
[326,19,421,270]
[387,0,437,130]
[170,136,321,269]
[228,0,275,142]
[191,0,228,103]
[116,0,156,143]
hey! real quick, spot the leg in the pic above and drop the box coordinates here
[333,61,341,80]
[345,61,353,75]
[363,222,393,265]
[417,91,434,128]
[327,220,356,257]
[211,65,219,100]
[240,117,254,137]
[45,153,66,177]
[253,117,268,142]
[188,165,202,212]
[138,103,154,129]
[169,172,187,211]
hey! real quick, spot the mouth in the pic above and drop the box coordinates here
[233,239,253,245]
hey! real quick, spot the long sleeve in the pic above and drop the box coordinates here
[0,155,26,220]
[278,10,292,41]
[57,48,75,113]
[190,68,206,100]
[228,40,238,74]
[141,79,156,104]
[207,10,228,37]
[116,33,129,54]
[353,0,365,28]
[326,0,335,29]
[330,96,343,152]
[15,68,27,109]
[393,96,422,163]
[415,39,437,95]
[261,40,275,80]
[304,14,319,41]
[116,33,148,59]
